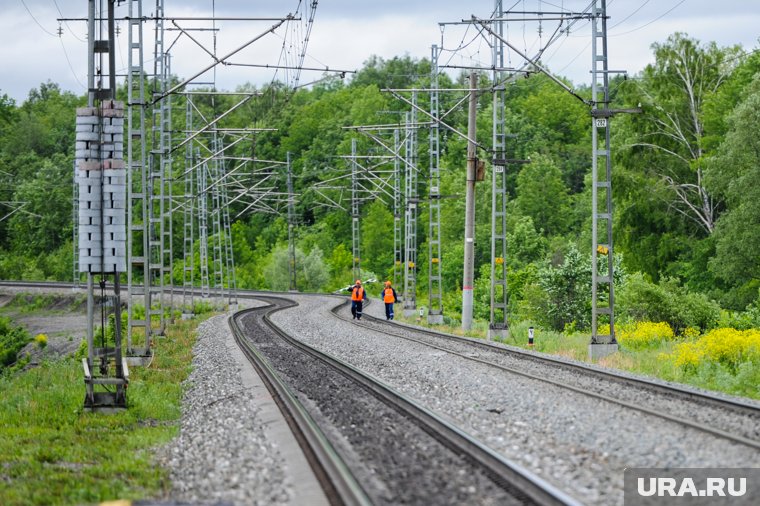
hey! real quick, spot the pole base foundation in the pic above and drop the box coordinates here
[181,312,194,320]
[427,313,444,325]
[588,343,618,360]
[488,325,509,340]
[125,348,153,367]
[403,308,417,318]
[83,391,127,412]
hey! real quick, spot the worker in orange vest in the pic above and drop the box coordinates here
[382,281,398,320]
[350,279,367,320]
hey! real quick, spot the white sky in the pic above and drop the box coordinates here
[1,1,759,103]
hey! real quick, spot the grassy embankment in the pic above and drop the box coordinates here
[398,315,760,400]
[0,294,212,506]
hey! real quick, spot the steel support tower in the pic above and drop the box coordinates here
[351,138,361,281]
[393,128,403,289]
[181,98,195,318]
[126,0,154,362]
[287,152,297,291]
[489,0,509,340]
[149,0,167,335]
[589,0,617,359]
[80,0,128,410]
[160,52,174,321]
[210,137,225,301]
[403,97,418,318]
[427,45,444,324]
[220,166,238,309]
[197,152,211,299]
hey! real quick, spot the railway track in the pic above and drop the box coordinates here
[231,296,580,506]
[332,300,760,452]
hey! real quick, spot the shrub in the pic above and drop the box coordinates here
[0,317,32,370]
[668,328,760,372]
[617,273,720,333]
[616,321,675,350]
[34,333,48,349]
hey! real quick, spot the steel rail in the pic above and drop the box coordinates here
[330,301,760,451]
[230,300,372,506]
[255,295,581,506]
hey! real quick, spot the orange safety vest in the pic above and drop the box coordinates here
[351,286,364,301]
[383,287,395,303]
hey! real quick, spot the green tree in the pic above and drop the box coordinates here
[361,200,394,276]
[626,33,742,235]
[301,246,329,292]
[537,244,591,331]
[7,154,73,254]
[514,153,570,236]
[705,76,760,305]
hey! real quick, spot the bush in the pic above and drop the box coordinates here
[0,317,32,371]
[667,328,760,372]
[617,273,720,333]
[614,321,675,350]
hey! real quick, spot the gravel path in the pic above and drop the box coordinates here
[269,294,760,506]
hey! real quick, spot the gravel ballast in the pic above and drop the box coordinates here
[155,306,327,506]
[268,294,760,506]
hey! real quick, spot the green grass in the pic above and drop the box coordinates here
[0,314,208,506]
[398,314,760,400]
[1,294,86,315]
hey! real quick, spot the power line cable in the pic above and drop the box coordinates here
[19,0,57,37]
[59,36,87,91]
[610,0,686,37]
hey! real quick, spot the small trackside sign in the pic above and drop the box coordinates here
[624,468,759,505]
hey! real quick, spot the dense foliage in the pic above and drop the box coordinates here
[1,34,760,341]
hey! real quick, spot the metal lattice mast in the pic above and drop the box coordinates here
[72,159,79,285]
[428,45,444,325]
[589,0,618,358]
[150,0,166,335]
[351,138,361,281]
[403,94,418,317]
[126,0,153,358]
[197,154,210,298]
[210,137,225,301]
[161,51,173,319]
[393,128,402,288]
[490,0,509,340]
[181,97,194,317]
[220,174,237,307]
[79,0,127,409]
[287,152,297,291]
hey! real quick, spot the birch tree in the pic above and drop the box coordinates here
[632,33,741,235]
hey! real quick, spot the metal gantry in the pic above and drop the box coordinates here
[589,0,618,358]
[427,45,444,325]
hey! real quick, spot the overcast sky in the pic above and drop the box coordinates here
[2,1,759,103]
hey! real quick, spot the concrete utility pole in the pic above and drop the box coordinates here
[462,72,478,331]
